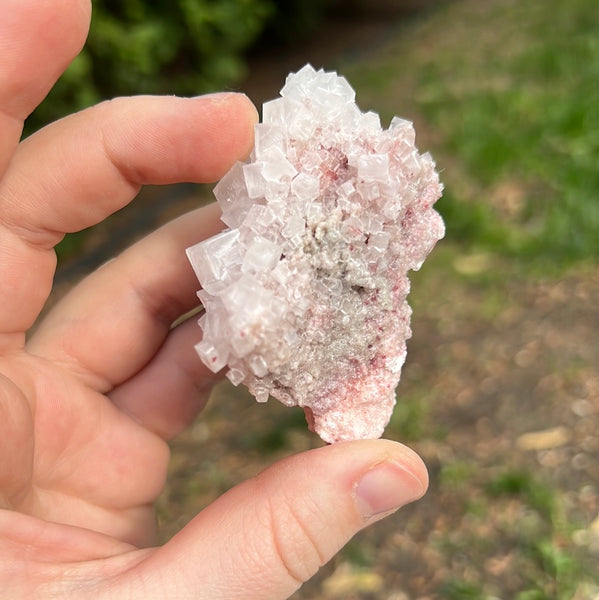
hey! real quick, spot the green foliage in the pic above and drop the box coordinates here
[485,469,556,520]
[439,460,476,489]
[440,580,485,600]
[516,591,548,600]
[26,0,330,135]
[387,390,430,441]
[483,468,589,599]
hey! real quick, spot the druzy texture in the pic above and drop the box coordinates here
[187,64,444,443]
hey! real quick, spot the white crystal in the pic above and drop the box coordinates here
[212,164,250,228]
[359,111,382,131]
[357,154,390,183]
[226,366,246,386]
[262,98,286,126]
[194,340,228,372]
[187,64,444,443]
[291,172,320,202]
[249,354,269,378]
[261,147,297,182]
[282,214,306,239]
[368,231,391,251]
[241,238,282,273]
[243,162,267,199]
[254,123,287,156]
[186,229,241,294]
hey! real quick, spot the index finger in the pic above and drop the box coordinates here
[0,93,258,337]
[0,0,91,176]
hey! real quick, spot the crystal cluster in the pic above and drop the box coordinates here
[187,64,444,443]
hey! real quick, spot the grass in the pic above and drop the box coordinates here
[346,0,599,271]
[387,385,437,442]
[490,476,588,600]
[432,465,594,600]
[485,469,556,520]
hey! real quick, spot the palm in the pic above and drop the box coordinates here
[1,352,167,548]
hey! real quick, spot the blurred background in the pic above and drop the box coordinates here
[35,0,599,598]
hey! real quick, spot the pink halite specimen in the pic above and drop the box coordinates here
[187,64,444,443]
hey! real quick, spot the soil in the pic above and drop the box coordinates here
[154,257,599,600]
[52,1,599,598]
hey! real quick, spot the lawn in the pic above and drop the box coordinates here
[345,0,599,270]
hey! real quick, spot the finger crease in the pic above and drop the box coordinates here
[0,211,65,251]
[99,106,145,192]
[266,491,327,588]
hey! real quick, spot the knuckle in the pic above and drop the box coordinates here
[267,493,329,586]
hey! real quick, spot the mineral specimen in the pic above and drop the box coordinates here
[186,64,444,443]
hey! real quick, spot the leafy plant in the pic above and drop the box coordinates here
[26,0,333,135]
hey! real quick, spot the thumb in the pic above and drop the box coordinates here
[136,439,428,599]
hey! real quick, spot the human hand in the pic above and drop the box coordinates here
[0,1,428,598]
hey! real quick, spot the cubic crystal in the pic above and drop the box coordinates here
[186,64,444,443]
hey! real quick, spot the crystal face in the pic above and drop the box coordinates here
[187,64,444,443]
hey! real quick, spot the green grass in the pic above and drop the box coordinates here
[440,580,486,600]
[347,0,599,271]
[387,387,434,441]
[433,465,594,600]
[486,470,590,600]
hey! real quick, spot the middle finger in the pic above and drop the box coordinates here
[27,203,223,392]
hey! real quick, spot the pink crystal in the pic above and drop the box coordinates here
[187,64,444,443]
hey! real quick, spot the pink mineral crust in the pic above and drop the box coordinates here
[186,64,444,443]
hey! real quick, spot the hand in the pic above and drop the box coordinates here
[0,1,428,598]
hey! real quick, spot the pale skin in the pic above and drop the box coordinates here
[0,1,429,598]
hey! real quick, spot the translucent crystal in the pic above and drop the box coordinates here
[226,366,246,386]
[241,238,282,273]
[186,229,241,294]
[212,165,250,228]
[357,154,390,183]
[243,162,267,199]
[186,64,444,443]
[290,172,320,202]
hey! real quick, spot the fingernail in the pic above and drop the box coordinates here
[354,461,427,521]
